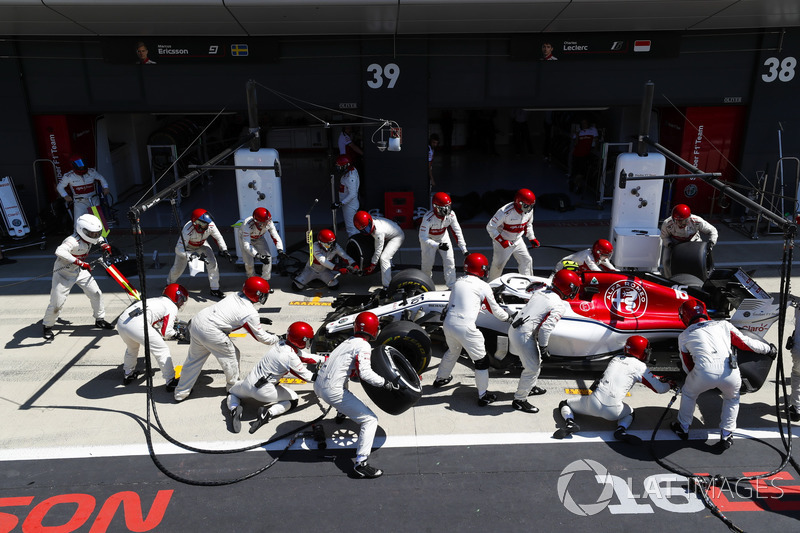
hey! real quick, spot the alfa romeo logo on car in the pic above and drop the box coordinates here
[557,459,614,516]
[604,280,647,318]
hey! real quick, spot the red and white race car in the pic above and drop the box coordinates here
[314,267,779,390]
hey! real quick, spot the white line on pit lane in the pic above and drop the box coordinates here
[0,427,793,462]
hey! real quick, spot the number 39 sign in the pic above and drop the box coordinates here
[366,63,400,89]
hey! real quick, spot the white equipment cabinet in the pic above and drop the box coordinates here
[232,148,284,263]
[609,152,666,270]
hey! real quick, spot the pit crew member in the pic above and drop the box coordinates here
[331,155,360,237]
[554,238,618,273]
[57,153,110,226]
[292,229,357,291]
[486,188,539,280]
[660,204,718,276]
[418,192,468,289]
[238,207,284,282]
[354,210,405,289]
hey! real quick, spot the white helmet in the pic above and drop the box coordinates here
[76,214,103,244]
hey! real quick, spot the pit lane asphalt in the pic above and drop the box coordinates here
[1,221,798,532]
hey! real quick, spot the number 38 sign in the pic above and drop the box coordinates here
[761,56,796,83]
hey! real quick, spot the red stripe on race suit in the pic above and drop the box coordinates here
[428,228,446,235]
[502,224,525,233]
[188,240,206,247]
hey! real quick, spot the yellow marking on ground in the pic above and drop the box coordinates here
[175,365,182,378]
[289,294,331,306]
[279,377,306,384]
[565,389,630,396]
[229,333,247,337]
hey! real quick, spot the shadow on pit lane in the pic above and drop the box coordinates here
[415,383,511,416]
[220,392,322,434]
[6,319,116,350]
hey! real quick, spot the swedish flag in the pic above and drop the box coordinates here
[231,44,249,57]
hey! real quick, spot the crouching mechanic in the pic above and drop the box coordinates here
[486,188,539,280]
[116,283,188,391]
[419,192,468,289]
[226,322,324,434]
[292,229,358,291]
[554,335,675,444]
[167,208,234,299]
[239,207,285,282]
[173,277,279,402]
[433,253,512,407]
[508,269,581,413]
[314,312,404,479]
[42,214,115,340]
[671,299,775,449]
[555,238,617,273]
[354,210,405,289]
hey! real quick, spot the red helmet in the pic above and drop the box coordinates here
[464,253,489,278]
[592,239,614,262]
[679,299,708,327]
[243,276,270,304]
[163,283,189,309]
[432,192,452,218]
[514,189,536,214]
[336,155,352,171]
[318,229,336,251]
[354,211,374,234]
[286,321,314,350]
[70,153,88,175]
[253,207,271,229]
[672,204,691,221]
[354,311,380,341]
[552,269,581,300]
[191,208,212,232]
[624,335,651,362]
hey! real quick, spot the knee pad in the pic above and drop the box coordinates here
[289,399,299,411]
[474,355,491,370]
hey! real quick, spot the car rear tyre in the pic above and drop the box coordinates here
[376,320,432,373]
[669,241,713,281]
[345,233,375,271]
[387,269,436,298]
[362,345,423,415]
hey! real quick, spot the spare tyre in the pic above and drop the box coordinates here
[362,345,423,415]
[346,233,375,271]
[669,241,713,281]
[387,269,436,298]
[376,320,432,373]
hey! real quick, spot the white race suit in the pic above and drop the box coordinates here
[293,241,355,289]
[173,292,278,401]
[115,296,179,383]
[56,169,110,225]
[367,217,405,288]
[339,168,360,237]
[486,202,536,281]
[238,215,284,281]
[167,220,229,291]
[418,209,467,289]
[314,336,387,463]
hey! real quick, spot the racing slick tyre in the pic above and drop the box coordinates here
[345,234,375,272]
[738,348,774,394]
[376,320,432,373]
[668,241,713,281]
[483,330,521,370]
[387,269,436,298]
[362,345,423,415]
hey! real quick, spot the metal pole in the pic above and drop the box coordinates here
[246,80,260,152]
[637,81,654,157]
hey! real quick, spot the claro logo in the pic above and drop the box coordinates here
[0,490,172,532]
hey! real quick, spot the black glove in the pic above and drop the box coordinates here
[768,343,778,359]
[438,242,449,251]
[788,332,795,350]
[331,202,341,210]
[219,250,235,263]
[257,253,271,265]
[506,311,518,324]
[260,316,273,325]
[539,345,551,359]
[278,251,288,262]
[383,375,405,391]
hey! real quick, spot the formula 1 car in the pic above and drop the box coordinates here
[312,262,780,391]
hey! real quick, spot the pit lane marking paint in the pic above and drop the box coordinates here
[565,389,630,396]
[289,295,331,306]
[279,377,305,384]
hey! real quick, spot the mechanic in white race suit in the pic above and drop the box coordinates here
[116,283,188,391]
[42,214,114,340]
[433,253,512,406]
[173,277,278,402]
[292,229,358,291]
[227,322,324,434]
[554,335,674,444]
[167,208,233,299]
[508,269,582,414]
[353,210,405,289]
[486,188,540,281]
[57,153,110,227]
[671,299,775,449]
[660,203,718,276]
[238,207,284,282]
[419,192,468,289]
[554,238,618,273]
[332,155,360,237]
[314,311,403,479]
[788,305,800,422]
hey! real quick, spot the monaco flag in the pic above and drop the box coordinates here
[634,40,651,52]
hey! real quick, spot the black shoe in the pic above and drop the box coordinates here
[477,392,497,407]
[123,370,141,385]
[720,433,733,450]
[165,377,178,393]
[789,405,800,422]
[210,289,225,299]
[43,326,54,340]
[249,406,271,434]
[528,386,547,396]
[334,412,348,424]
[553,419,580,440]
[95,319,114,329]
[230,405,243,434]
[512,399,539,413]
[353,461,383,479]
[671,421,689,441]
[432,376,453,388]
[614,426,642,445]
